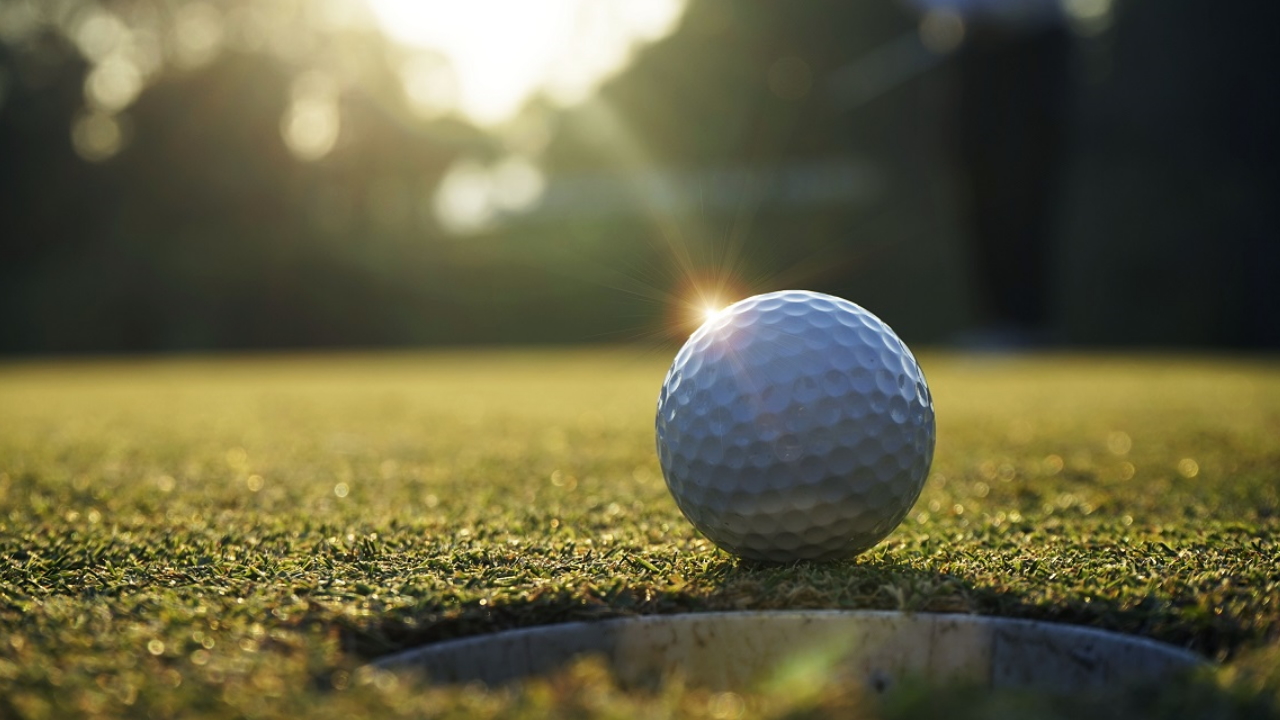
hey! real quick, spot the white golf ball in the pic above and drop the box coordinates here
[655,290,935,562]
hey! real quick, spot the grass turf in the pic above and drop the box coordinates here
[0,349,1277,718]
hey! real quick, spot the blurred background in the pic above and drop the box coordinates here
[0,0,1276,354]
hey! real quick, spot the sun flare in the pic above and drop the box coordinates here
[365,0,687,126]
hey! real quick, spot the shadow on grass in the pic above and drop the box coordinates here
[321,557,1278,716]
[333,556,1256,663]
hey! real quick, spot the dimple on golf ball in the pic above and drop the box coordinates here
[655,290,935,562]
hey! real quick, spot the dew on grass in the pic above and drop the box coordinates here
[1042,454,1064,475]
[1107,431,1132,455]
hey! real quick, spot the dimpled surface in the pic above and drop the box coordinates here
[655,290,935,562]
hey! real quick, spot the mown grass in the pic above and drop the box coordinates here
[0,348,1277,718]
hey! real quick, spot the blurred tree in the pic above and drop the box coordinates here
[0,0,1275,352]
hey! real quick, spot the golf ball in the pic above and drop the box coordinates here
[655,290,935,562]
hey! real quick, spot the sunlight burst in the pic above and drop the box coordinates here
[365,0,687,126]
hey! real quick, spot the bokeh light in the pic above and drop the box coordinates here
[432,156,548,234]
[84,54,142,111]
[71,109,125,161]
[4,0,690,229]
[398,53,459,120]
[172,2,225,69]
[71,7,130,63]
[281,71,341,161]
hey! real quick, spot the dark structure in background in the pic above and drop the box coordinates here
[936,3,1075,344]
[0,0,1276,353]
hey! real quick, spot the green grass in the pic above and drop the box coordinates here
[1,349,1277,718]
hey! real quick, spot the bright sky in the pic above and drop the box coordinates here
[364,0,686,126]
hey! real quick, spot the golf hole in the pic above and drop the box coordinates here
[375,611,1206,693]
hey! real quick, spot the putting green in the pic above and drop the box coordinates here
[0,349,1276,718]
